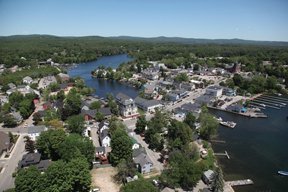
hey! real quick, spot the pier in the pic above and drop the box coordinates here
[210,140,226,143]
[226,179,254,186]
[214,151,230,159]
[253,98,286,107]
[250,100,280,109]
[261,95,288,102]
[259,96,288,104]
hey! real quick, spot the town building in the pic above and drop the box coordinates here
[133,152,153,174]
[134,97,163,112]
[206,86,223,97]
[99,129,110,147]
[115,93,138,118]
[27,125,48,141]
[202,169,215,184]
[23,76,33,84]
[38,76,57,89]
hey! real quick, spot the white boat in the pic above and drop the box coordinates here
[259,104,266,107]
[220,121,236,128]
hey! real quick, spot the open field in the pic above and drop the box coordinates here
[91,167,121,192]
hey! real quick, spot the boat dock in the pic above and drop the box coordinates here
[214,150,230,159]
[226,179,254,186]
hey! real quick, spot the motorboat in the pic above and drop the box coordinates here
[278,171,288,176]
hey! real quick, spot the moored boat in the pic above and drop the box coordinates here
[278,171,288,176]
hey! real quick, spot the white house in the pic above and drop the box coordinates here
[38,76,57,89]
[116,93,138,118]
[23,76,33,84]
[205,86,223,97]
[98,121,109,133]
[27,126,48,141]
[99,129,110,147]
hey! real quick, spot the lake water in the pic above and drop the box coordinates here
[67,54,139,98]
[211,102,288,192]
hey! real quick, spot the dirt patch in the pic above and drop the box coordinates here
[91,167,121,192]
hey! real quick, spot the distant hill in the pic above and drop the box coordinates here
[109,36,288,46]
[1,34,288,47]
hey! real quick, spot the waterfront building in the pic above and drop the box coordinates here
[134,96,163,112]
[206,85,223,97]
[115,93,138,118]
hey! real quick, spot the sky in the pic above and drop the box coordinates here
[0,0,287,41]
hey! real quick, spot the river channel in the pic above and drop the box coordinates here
[67,54,138,98]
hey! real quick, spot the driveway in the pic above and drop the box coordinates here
[0,134,26,191]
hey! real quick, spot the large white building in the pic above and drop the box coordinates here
[116,93,138,118]
[205,86,223,97]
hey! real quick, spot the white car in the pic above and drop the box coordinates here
[90,188,100,192]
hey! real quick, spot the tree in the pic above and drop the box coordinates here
[66,115,85,134]
[8,132,16,143]
[110,128,132,166]
[174,73,189,82]
[114,159,136,183]
[184,112,196,129]
[66,158,91,191]
[199,108,218,140]
[95,111,105,122]
[121,179,159,192]
[62,88,81,119]
[90,101,101,110]
[168,120,192,149]
[212,167,224,192]
[15,166,43,192]
[3,114,17,128]
[58,134,95,163]
[24,136,35,153]
[160,150,202,190]
[135,115,147,134]
[36,129,66,160]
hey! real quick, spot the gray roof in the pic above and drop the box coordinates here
[98,107,112,116]
[116,92,134,105]
[27,125,47,134]
[96,146,106,153]
[133,152,153,167]
[179,103,201,112]
[81,109,97,118]
[134,97,162,109]
[132,147,146,158]
[19,153,41,167]
[37,160,52,171]
[203,169,215,180]
[99,129,109,141]
[11,112,23,122]
[0,131,10,153]
[99,121,109,129]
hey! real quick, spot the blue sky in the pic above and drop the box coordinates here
[0,0,287,41]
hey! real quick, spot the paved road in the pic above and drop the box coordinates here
[90,122,100,148]
[0,134,26,191]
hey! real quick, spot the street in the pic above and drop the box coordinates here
[0,134,26,191]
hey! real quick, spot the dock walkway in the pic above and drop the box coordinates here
[214,151,230,159]
[226,179,254,186]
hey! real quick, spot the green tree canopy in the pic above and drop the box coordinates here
[36,129,66,160]
[120,179,159,192]
[66,115,85,134]
[110,128,132,166]
[135,115,147,134]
